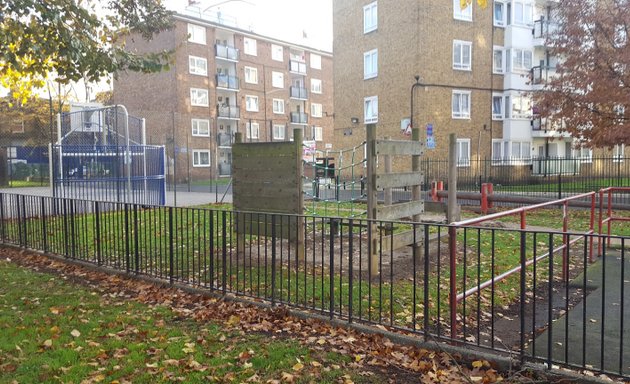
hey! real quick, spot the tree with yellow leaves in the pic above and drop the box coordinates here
[0,0,174,105]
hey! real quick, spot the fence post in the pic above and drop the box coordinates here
[169,206,174,284]
[481,183,488,214]
[222,211,227,295]
[329,217,335,320]
[366,124,379,277]
[487,183,494,209]
[133,204,140,274]
[448,225,458,340]
[448,134,460,222]
[348,219,354,323]
[95,201,101,265]
[0,194,5,242]
[271,214,276,305]
[562,202,569,282]
[124,203,130,273]
[41,197,47,253]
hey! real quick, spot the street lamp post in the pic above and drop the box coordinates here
[409,75,423,131]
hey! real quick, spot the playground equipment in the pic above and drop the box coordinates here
[51,105,166,205]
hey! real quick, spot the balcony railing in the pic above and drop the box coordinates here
[289,86,308,99]
[290,112,308,124]
[217,105,240,119]
[215,44,239,61]
[216,74,240,90]
[532,18,557,40]
[217,132,234,147]
[289,60,307,75]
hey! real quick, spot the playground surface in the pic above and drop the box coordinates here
[0,187,230,207]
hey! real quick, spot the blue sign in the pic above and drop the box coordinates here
[426,137,436,149]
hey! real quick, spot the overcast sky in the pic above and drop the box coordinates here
[164,0,333,51]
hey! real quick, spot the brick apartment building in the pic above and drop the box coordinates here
[114,10,333,182]
[333,0,625,172]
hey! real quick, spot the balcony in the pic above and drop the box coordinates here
[290,112,308,125]
[217,105,240,119]
[217,132,234,147]
[215,43,239,61]
[532,18,557,46]
[289,60,307,75]
[289,86,308,100]
[531,65,556,85]
[216,74,240,90]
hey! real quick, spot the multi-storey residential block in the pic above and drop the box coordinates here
[114,10,333,181]
[333,0,622,171]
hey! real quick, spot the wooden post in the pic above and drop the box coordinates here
[366,124,379,276]
[294,128,305,261]
[447,133,460,223]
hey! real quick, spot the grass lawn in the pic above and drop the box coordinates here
[0,259,392,384]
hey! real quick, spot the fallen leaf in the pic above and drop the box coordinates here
[43,339,53,348]
[71,329,81,338]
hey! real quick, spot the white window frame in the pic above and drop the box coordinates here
[190,88,209,107]
[310,53,322,70]
[311,78,322,94]
[364,96,378,124]
[512,1,533,27]
[453,40,472,71]
[311,103,323,118]
[244,66,258,84]
[493,1,506,27]
[187,24,206,45]
[511,95,532,119]
[273,124,285,140]
[363,1,378,34]
[572,147,593,163]
[191,119,210,137]
[272,71,284,88]
[613,144,625,162]
[272,99,285,114]
[452,90,471,119]
[493,46,505,74]
[313,126,323,142]
[245,95,259,112]
[192,150,211,167]
[492,94,504,120]
[246,122,260,140]
[243,37,257,56]
[453,0,472,21]
[456,139,471,167]
[271,44,284,61]
[189,56,208,76]
[511,49,533,72]
[364,49,378,79]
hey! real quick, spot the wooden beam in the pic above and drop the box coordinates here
[374,172,424,190]
[375,140,425,156]
[375,201,425,221]
[380,228,424,252]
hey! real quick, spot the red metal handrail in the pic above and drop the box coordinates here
[448,191,597,339]
[598,187,630,254]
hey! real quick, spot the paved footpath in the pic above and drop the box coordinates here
[533,249,630,374]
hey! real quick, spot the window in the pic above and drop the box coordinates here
[453,40,472,71]
[363,1,377,33]
[613,104,625,124]
[246,122,260,139]
[191,119,210,137]
[613,144,625,162]
[504,95,511,119]
[453,0,472,21]
[456,139,471,167]
[511,95,532,119]
[513,1,533,26]
[244,66,258,84]
[493,47,505,74]
[187,24,206,44]
[511,141,531,160]
[311,103,323,118]
[272,99,284,114]
[273,124,285,140]
[310,53,321,70]
[192,150,211,167]
[245,95,259,112]
[189,56,207,76]
[311,79,322,94]
[272,71,284,88]
[364,96,378,124]
[492,140,531,163]
[244,37,257,56]
[492,94,504,120]
[364,49,378,79]
[511,49,533,72]
[452,90,471,119]
[494,1,506,26]
[190,88,209,107]
[573,147,593,163]
[271,44,283,61]
[313,126,323,142]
